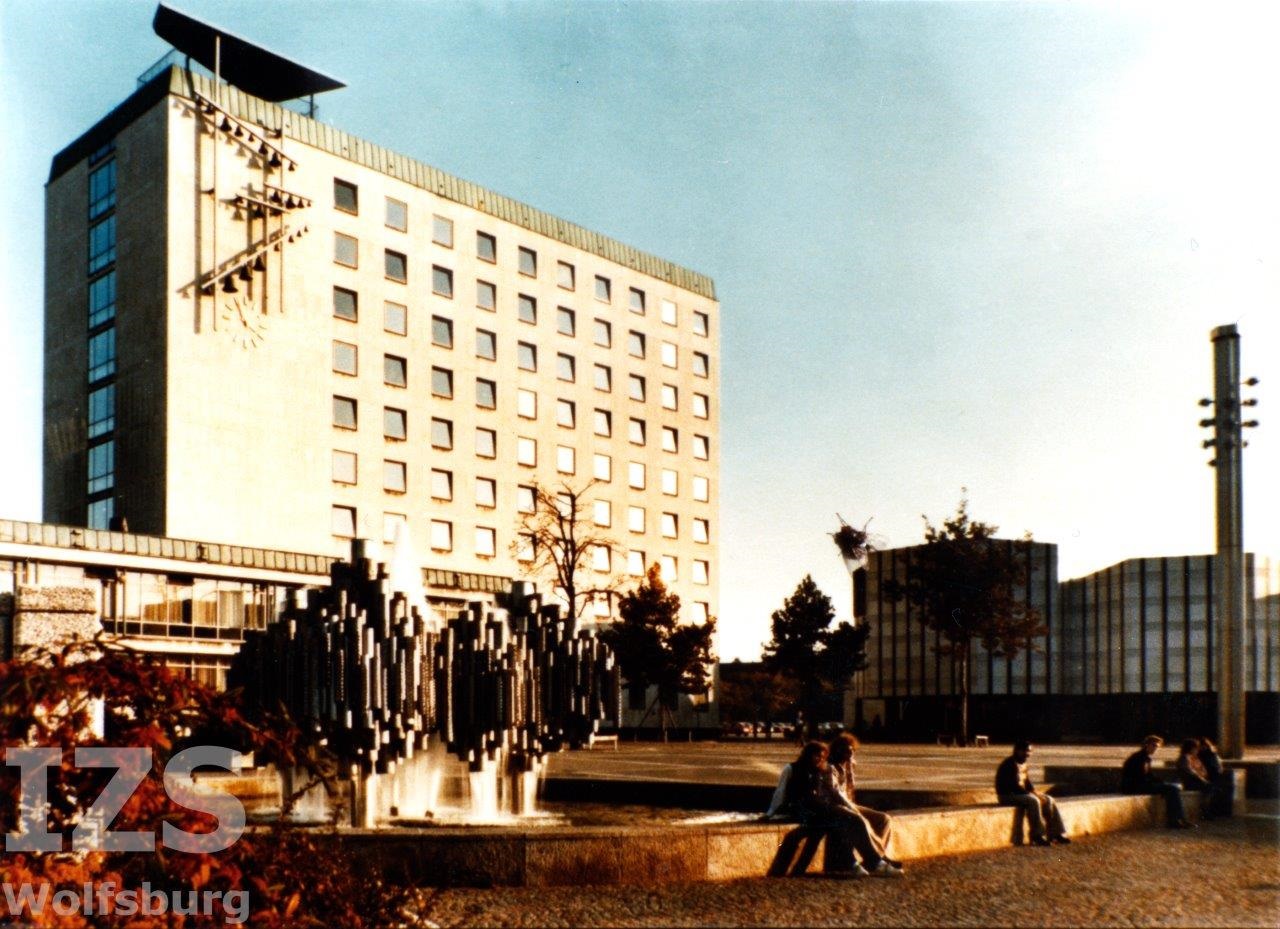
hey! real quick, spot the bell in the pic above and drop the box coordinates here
[219,117,232,132]
[284,194,296,209]
[221,275,237,294]
[269,153,281,169]
[287,161,296,171]
[201,283,215,296]
[252,254,266,272]
[237,265,252,281]
[234,123,244,138]
[273,243,281,252]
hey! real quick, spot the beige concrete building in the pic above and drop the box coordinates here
[44,65,719,628]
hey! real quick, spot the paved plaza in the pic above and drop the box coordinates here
[407,743,1280,927]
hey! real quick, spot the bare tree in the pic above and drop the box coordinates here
[512,479,618,623]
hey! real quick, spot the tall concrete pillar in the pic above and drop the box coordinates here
[1210,325,1247,759]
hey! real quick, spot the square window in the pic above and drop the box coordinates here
[477,280,496,311]
[476,427,497,458]
[383,512,406,543]
[693,311,709,337]
[594,409,612,437]
[333,286,358,321]
[385,249,408,283]
[628,461,645,489]
[594,364,612,392]
[693,434,709,459]
[593,319,611,347]
[430,473,455,501]
[333,396,357,429]
[432,214,453,246]
[628,506,645,533]
[431,417,453,449]
[430,519,453,551]
[476,378,496,409]
[517,341,537,371]
[693,352,709,377]
[386,197,407,231]
[477,231,496,262]
[334,179,358,213]
[517,388,537,419]
[661,384,678,410]
[629,287,645,315]
[661,426,678,453]
[594,275,611,303]
[556,445,576,474]
[332,505,356,537]
[592,593,612,618]
[693,518,709,543]
[333,340,357,375]
[660,555,677,582]
[661,298,677,326]
[517,436,537,466]
[432,265,453,297]
[592,545,611,572]
[517,485,536,513]
[518,246,537,277]
[476,329,497,360]
[556,399,576,428]
[518,294,537,324]
[628,331,645,358]
[332,450,357,484]
[384,354,407,387]
[557,353,575,382]
[557,261,575,290]
[693,475,709,502]
[693,560,709,585]
[432,315,453,348]
[557,306,576,336]
[334,232,358,268]
[593,500,611,527]
[693,393,709,419]
[431,366,453,398]
[476,477,497,507]
[691,601,710,623]
[384,459,407,493]
[593,453,612,481]
[627,550,646,576]
[383,407,407,440]
[660,341,677,368]
[516,532,536,562]
[384,301,407,335]
[661,469,678,495]
[629,418,645,445]
[476,526,497,557]
[661,513,678,538]
[628,374,646,402]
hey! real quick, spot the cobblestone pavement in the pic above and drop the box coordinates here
[407,807,1279,928]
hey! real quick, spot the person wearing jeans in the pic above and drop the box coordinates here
[1121,735,1192,828]
[995,740,1069,846]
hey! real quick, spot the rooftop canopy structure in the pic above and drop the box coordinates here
[152,2,345,103]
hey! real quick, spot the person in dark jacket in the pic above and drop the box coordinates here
[1121,735,1191,828]
[1197,737,1234,818]
[995,740,1069,845]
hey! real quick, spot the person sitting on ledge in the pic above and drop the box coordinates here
[1121,735,1192,829]
[995,739,1070,846]
[1197,736,1234,819]
[765,741,903,878]
[1176,738,1212,795]
[827,733,903,869]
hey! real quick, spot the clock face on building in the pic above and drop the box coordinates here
[220,294,266,348]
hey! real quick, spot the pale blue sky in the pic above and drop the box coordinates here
[1,1,1276,661]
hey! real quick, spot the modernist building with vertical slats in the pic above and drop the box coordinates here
[43,10,719,633]
[853,546,1280,742]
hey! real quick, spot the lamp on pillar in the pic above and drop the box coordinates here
[1198,325,1260,759]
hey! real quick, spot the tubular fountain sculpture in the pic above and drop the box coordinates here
[230,539,620,826]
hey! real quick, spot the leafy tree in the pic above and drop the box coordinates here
[513,479,617,623]
[0,638,411,928]
[717,665,800,730]
[763,576,868,736]
[598,565,716,738]
[881,492,1048,746]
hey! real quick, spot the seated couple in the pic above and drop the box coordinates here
[765,735,903,878]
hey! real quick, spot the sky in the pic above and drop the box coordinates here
[1,0,1276,662]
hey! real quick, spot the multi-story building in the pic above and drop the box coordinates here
[852,545,1280,742]
[43,34,719,631]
